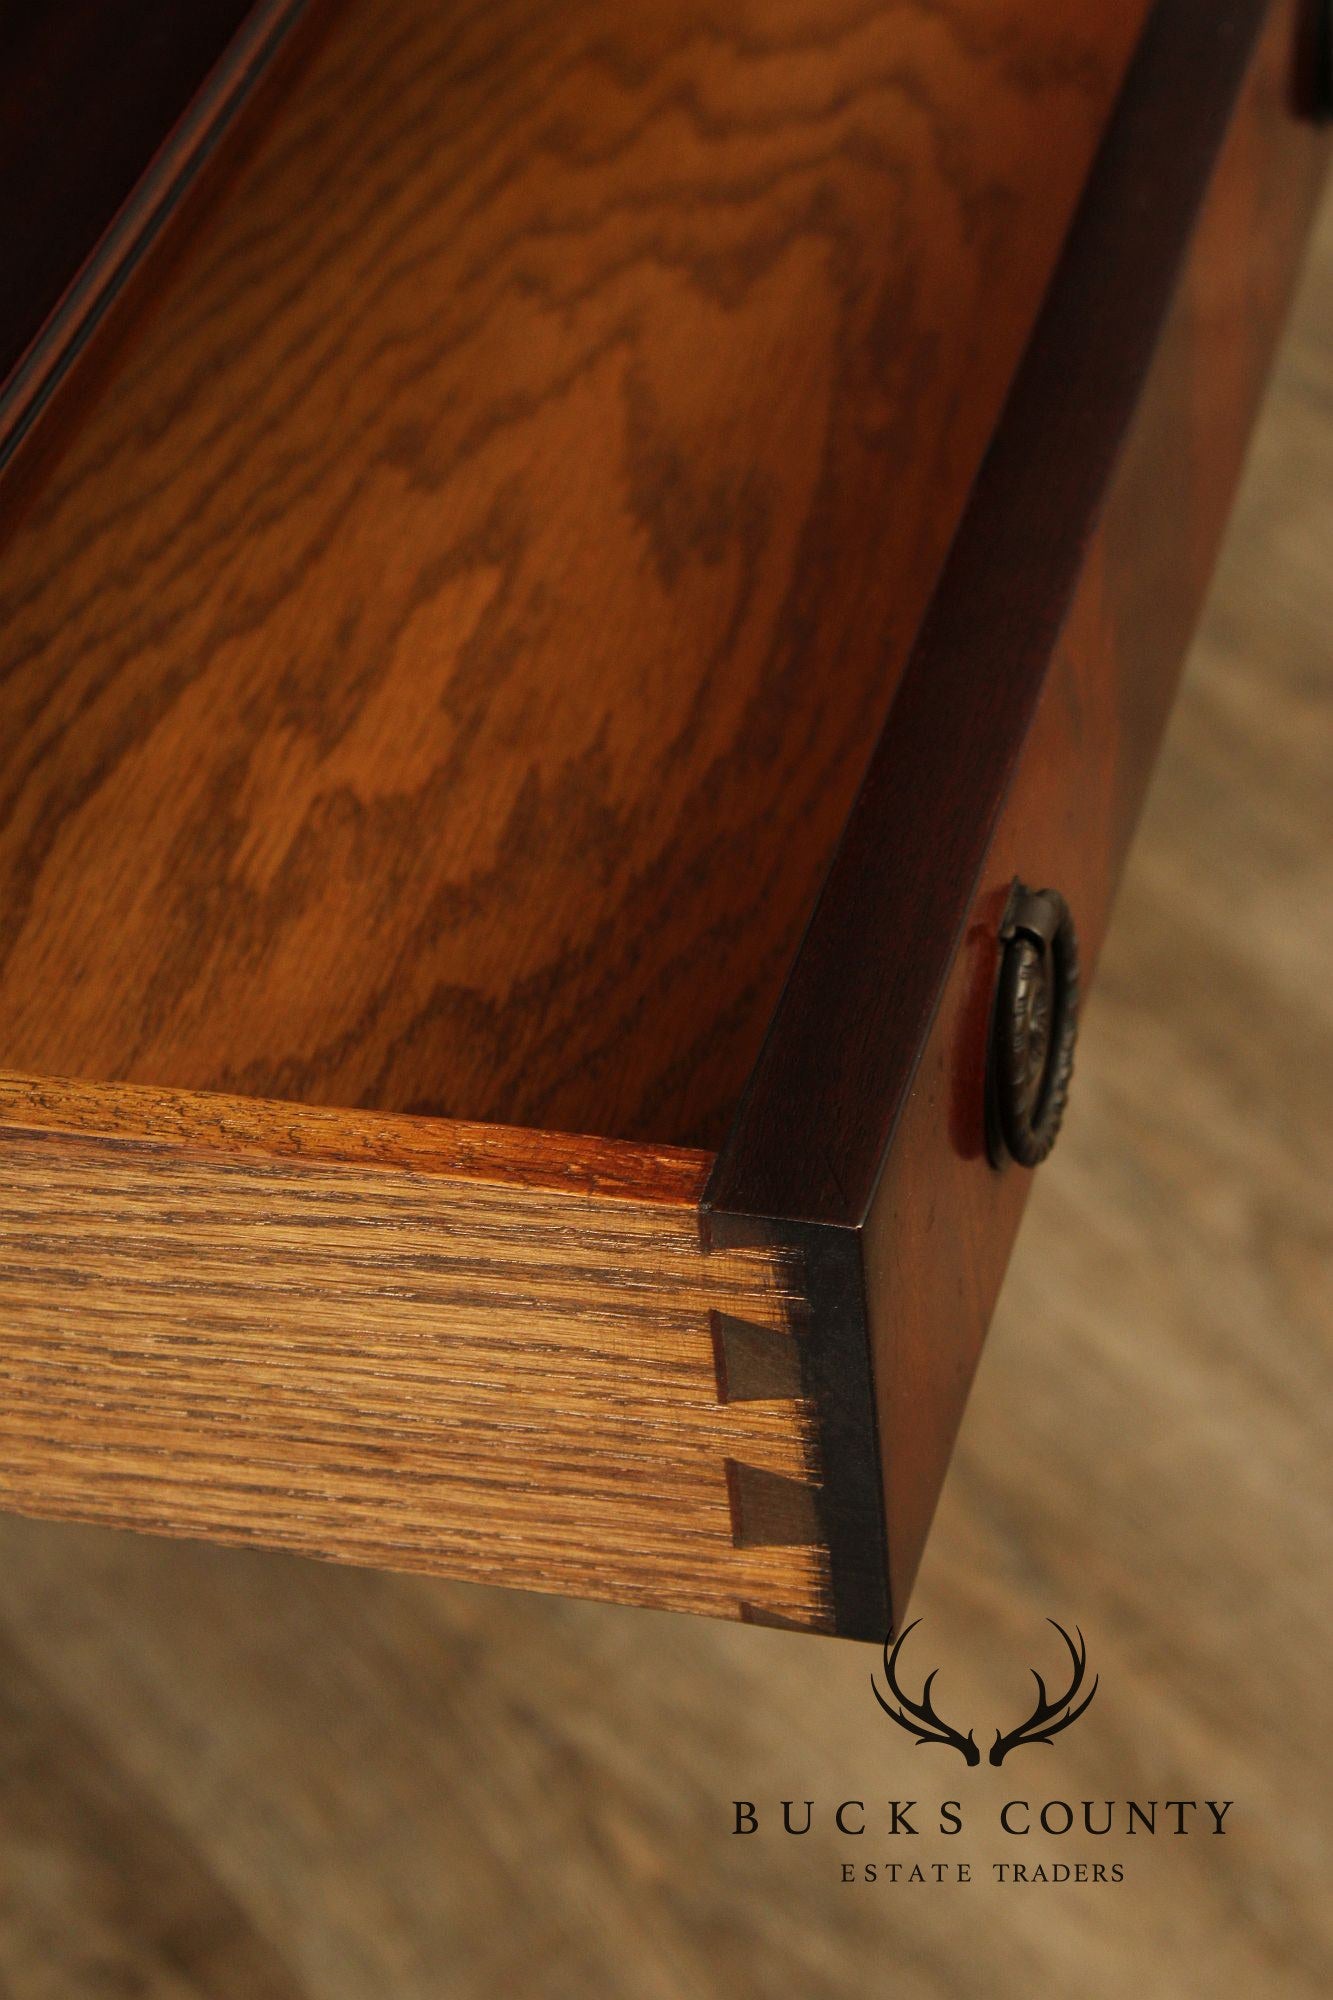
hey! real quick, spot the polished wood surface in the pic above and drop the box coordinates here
[0,1072,828,1626]
[709,0,1329,1228]
[0,0,1149,1148]
[867,0,1331,1622]
[710,0,1329,1629]
[0,173,1326,1983]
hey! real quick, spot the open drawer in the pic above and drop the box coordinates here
[0,0,1327,1638]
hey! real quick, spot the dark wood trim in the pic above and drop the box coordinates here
[708,0,1329,1633]
[0,0,315,484]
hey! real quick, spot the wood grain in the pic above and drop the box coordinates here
[0,0,1149,1149]
[0,1072,828,1626]
[0,142,1326,2000]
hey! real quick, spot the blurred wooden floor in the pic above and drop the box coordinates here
[0,196,1329,2000]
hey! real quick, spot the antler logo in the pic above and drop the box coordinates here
[871,1621,980,1765]
[871,1619,1098,1767]
[988,1619,1098,1766]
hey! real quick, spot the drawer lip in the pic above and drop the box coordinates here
[0,1067,711,1205]
[705,0,1331,1235]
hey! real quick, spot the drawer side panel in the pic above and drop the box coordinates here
[0,1075,831,1627]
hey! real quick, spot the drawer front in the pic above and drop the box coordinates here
[708,0,1330,1635]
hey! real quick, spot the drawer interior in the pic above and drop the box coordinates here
[0,0,1147,1150]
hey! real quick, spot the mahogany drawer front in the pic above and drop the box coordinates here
[708,0,1332,1632]
[0,0,1327,1637]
